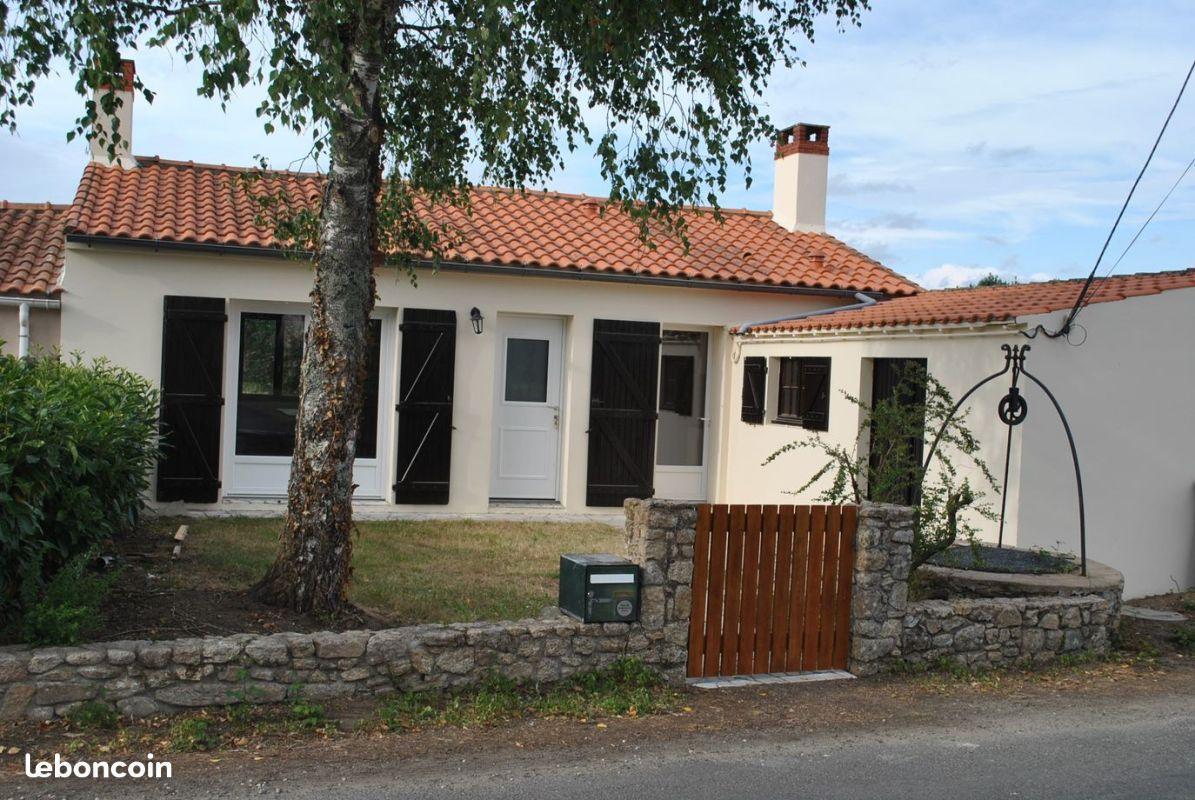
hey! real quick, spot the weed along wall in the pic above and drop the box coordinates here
[0,500,693,722]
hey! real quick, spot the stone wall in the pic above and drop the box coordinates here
[0,499,694,721]
[849,503,915,676]
[849,502,1122,675]
[901,595,1114,669]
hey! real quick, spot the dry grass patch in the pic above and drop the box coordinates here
[172,517,622,624]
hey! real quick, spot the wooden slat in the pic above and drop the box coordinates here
[786,505,812,670]
[800,505,827,671]
[702,504,730,678]
[719,505,746,676]
[753,505,779,673]
[770,505,796,673]
[817,505,843,669]
[687,505,713,678]
[737,506,763,674]
[831,505,858,669]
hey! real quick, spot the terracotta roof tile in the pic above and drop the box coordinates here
[63,158,918,296]
[745,269,1195,334]
[0,202,68,296]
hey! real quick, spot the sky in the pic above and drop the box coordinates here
[1,0,1192,288]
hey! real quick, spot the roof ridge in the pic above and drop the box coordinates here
[0,201,71,211]
[927,267,1195,293]
[128,155,779,217]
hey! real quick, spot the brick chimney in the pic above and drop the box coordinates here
[771,123,829,233]
[90,59,137,169]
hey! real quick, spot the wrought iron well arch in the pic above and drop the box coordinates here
[920,344,1087,575]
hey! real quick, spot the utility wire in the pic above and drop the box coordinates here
[1081,151,1195,309]
[1025,57,1195,339]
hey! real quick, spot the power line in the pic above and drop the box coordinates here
[1025,56,1195,340]
[1081,151,1195,309]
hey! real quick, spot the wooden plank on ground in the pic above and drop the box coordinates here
[687,504,713,678]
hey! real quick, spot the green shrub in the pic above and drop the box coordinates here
[17,549,120,645]
[0,353,158,633]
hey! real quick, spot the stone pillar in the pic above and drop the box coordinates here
[624,499,697,684]
[849,502,915,676]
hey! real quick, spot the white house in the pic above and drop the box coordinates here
[2,60,1191,597]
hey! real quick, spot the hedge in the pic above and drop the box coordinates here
[0,353,159,628]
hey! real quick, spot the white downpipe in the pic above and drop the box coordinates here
[0,296,60,358]
[735,292,878,334]
[18,301,29,358]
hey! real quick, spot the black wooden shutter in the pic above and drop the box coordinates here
[394,309,457,504]
[586,319,662,507]
[157,296,226,502]
[741,357,767,423]
[798,358,831,431]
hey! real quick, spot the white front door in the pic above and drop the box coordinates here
[490,315,564,500]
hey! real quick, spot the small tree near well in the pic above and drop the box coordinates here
[764,363,997,571]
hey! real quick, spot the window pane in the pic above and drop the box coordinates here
[659,355,694,416]
[505,338,549,402]
[239,316,276,396]
[279,314,304,396]
[236,312,305,456]
[356,319,382,459]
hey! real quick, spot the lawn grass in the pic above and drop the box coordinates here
[170,516,623,624]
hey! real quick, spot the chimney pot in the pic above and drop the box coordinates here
[771,121,829,233]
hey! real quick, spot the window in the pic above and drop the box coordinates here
[741,357,767,424]
[236,314,382,458]
[237,313,305,456]
[504,337,550,402]
[775,357,831,431]
[659,355,694,416]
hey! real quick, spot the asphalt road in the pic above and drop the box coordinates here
[7,685,1192,800]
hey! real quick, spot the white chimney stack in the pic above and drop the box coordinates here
[771,122,829,233]
[90,59,137,169]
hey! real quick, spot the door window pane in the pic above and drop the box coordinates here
[505,338,549,402]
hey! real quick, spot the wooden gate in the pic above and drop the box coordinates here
[687,504,857,678]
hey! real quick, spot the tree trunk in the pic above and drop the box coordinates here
[251,10,388,613]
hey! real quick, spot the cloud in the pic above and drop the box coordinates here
[914,264,1013,289]
[827,173,913,196]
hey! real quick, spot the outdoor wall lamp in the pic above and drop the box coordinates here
[469,307,484,335]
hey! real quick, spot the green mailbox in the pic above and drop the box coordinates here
[558,554,641,623]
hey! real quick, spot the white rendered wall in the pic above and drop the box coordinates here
[1014,289,1195,598]
[58,242,842,514]
[0,306,60,357]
